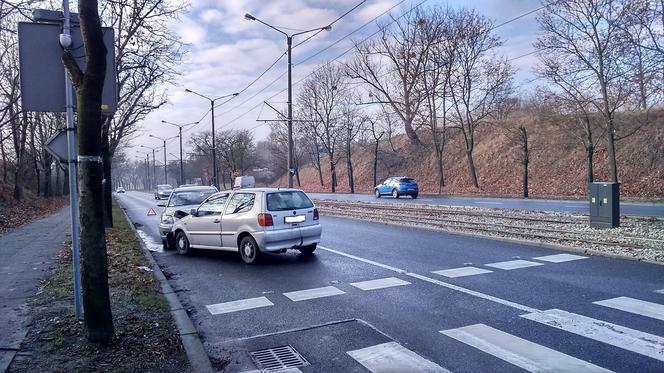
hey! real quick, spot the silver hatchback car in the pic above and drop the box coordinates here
[170,188,322,264]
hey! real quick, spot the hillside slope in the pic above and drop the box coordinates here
[275,113,664,199]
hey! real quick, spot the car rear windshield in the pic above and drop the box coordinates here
[158,185,173,191]
[168,190,215,207]
[266,191,314,211]
[400,178,416,183]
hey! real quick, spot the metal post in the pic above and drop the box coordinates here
[210,100,217,189]
[62,0,83,319]
[162,140,167,183]
[287,36,293,188]
[152,149,156,187]
[145,155,149,190]
[179,127,184,185]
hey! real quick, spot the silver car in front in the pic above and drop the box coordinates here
[170,188,322,264]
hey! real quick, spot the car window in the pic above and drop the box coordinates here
[266,191,314,211]
[197,194,228,216]
[400,178,416,183]
[168,190,215,207]
[383,178,391,184]
[225,193,255,214]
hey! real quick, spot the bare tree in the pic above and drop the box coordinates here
[448,9,513,189]
[536,0,634,183]
[62,0,114,344]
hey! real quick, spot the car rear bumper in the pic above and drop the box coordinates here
[255,224,322,252]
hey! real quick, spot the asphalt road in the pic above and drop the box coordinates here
[308,192,664,217]
[116,191,664,373]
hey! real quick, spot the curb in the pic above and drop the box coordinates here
[321,213,664,266]
[119,204,215,373]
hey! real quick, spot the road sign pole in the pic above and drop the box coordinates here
[62,0,83,319]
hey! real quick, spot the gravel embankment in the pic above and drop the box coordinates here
[314,199,664,264]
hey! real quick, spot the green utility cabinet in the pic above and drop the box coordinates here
[589,182,620,228]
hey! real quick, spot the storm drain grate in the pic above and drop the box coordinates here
[249,345,309,371]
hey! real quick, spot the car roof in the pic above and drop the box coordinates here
[172,185,217,192]
[210,187,305,195]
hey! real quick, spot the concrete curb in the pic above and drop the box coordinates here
[322,213,664,267]
[119,204,214,373]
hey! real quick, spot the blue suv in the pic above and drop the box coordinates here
[374,177,419,199]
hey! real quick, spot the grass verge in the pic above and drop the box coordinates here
[9,199,191,373]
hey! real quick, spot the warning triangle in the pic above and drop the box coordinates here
[147,208,157,216]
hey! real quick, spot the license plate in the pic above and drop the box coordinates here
[285,215,305,223]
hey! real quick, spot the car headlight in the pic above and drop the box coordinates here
[161,215,174,224]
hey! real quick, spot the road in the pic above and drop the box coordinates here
[116,190,664,372]
[308,192,664,217]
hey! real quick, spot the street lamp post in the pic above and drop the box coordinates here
[185,90,238,189]
[136,150,150,190]
[244,13,331,188]
[149,134,178,184]
[140,145,158,188]
[162,120,198,186]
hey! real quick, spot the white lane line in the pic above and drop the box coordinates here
[432,267,493,278]
[441,324,612,372]
[533,253,588,263]
[593,296,664,321]
[206,296,273,315]
[522,309,664,362]
[347,342,450,373]
[350,277,411,291]
[486,259,544,270]
[283,286,345,302]
[318,245,539,313]
[656,289,664,294]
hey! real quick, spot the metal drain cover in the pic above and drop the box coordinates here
[250,345,309,371]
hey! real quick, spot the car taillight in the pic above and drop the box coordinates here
[258,213,273,227]
[313,208,319,220]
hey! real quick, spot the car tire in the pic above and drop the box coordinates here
[411,193,418,199]
[392,189,399,199]
[299,243,317,255]
[239,236,261,264]
[175,231,191,255]
[375,189,381,198]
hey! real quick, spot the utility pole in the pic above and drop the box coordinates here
[162,120,198,186]
[244,13,331,188]
[149,134,178,185]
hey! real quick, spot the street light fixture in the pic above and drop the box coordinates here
[244,13,331,188]
[184,90,239,188]
[162,120,198,186]
[148,134,178,184]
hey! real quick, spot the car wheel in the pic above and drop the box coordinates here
[239,236,260,264]
[175,231,191,255]
[374,189,381,198]
[299,243,317,255]
[412,193,418,199]
[392,189,399,199]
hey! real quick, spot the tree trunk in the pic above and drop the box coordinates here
[465,148,479,189]
[521,126,529,198]
[346,138,354,194]
[373,140,379,187]
[585,143,594,185]
[435,146,445,193]
[606,118,618,183]
[63,0,114,344]
[314,145,323,187]
[1,136,7,183]
[404,119,420,144]
[329,159,337,193]
[101,121,113,228]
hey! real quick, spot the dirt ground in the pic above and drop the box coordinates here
[8,201,191,373]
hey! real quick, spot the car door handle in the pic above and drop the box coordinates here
[213,219,220,223]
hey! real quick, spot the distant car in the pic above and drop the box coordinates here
[155,184,173,200]
[116,186,126,193]
[170,188,321,264]
[158,185,218,249]
[374,177,418,199]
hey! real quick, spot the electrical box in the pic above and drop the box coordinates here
[589,182,620,228]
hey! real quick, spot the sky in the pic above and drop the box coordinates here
[131,0,544,161]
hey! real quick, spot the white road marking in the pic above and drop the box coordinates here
[432,267,493,278]
[441,324,612,372]
[486,259,544,270]
[350,277,411,291]
[347,342,450,373]
[533,253,588,263]
[593,296,664,321]
[318,245,540,313]
[206,296,273,315]
[656,289,664,294]
[522,309,664,362]
[283,286,345,302]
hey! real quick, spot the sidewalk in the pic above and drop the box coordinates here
[0,207,70,372]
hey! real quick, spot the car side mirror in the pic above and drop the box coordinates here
[157,202,165,207]
[190,208,198,217]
